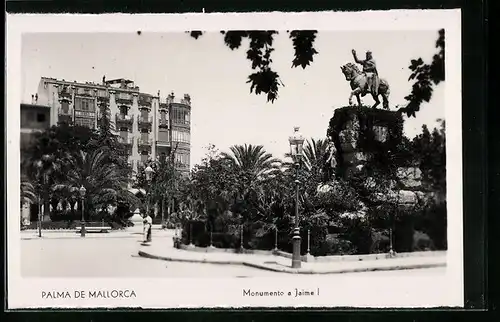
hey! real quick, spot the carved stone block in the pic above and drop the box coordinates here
[342,151,371,164]
[373,125,389,142]
[397,167,423,188]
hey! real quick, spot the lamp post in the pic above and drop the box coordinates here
[388,191,399,258]
[307,229,311,256]
[36,156,50,237]
[145,165,154,242]
[79,185,86,237]
[38,193,42,238]
[288,126,305,269]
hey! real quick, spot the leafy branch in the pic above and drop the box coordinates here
[400,29,445,118]
[187,30,318,103]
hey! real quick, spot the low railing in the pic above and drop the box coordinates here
[138,97,152,107]
[137,116,153,126]
[158,119,169,128]
[59,92,72,100]
[137,138,152,146]
[115,92,133,105]
[115,113,134,124]
[58,108,72,116]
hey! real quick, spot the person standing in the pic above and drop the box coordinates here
[143,213,153,243]
[352,49,379,96]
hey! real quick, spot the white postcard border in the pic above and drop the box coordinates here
[6,10,463,308]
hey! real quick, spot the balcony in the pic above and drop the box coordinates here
[156,140,171,147]
[137,138,152,151]
[159,103,169,111]
[137,116,153,129]
[158,119,169,129]
[59,91,72,102]
[97,96,110,105]
[115,92,133,105]
[138,96,152,109]
[115,113,134,127]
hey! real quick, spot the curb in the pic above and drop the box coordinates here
[138,250,446,275]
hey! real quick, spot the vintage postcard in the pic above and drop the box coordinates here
[6,10,463,309]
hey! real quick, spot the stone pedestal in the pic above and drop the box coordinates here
[327,106,432,210]
[128,208,144,234]
[327,106,404,179]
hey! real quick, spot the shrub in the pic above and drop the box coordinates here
[412,230,435,251]
[342,218,373,254]
[420,201,447,250]
[24,221,78,230]
[318,234,357,256]
[393,215,415,253]
[370,229,391,253]
[181,220,207,245]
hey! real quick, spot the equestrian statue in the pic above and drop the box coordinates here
[340,49,390,109]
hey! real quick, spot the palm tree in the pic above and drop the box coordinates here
[53,148,139,220]
[303,138,330,175]
[221,144,280,179]
[20,176,36,206]
[23,153,64,221]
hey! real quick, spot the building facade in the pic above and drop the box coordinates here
[20,101,51,154]
[33,77,191,174]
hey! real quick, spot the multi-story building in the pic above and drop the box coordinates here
[20,98,51,157]
[32,76,192,174]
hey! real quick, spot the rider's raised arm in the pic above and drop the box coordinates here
[352,51,363,64]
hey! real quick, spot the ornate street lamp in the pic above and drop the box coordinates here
[35,160,43,238]
[35,155,51,238]
[79,185,86,237]
[288,126,305,269]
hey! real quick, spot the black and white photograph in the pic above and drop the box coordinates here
[7,11,463,308]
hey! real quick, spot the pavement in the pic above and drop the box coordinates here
[138,239,447,275]
[20,228,447,276]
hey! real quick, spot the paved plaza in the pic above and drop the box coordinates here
[21,228,446,278]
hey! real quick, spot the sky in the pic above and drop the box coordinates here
[21,31,445,168]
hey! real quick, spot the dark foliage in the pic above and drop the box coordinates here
[401,29,445,117]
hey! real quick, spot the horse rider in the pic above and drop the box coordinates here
[351,49,379,96]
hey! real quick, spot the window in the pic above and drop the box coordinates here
[37,113,46,123]
[172,129,190,143]
[171,108,189,125]
[27,111,35,122]
[119,106,128,115]
[74,97,95,112]
[174,153,190,166]
[97,89,107,97]
[61,101,69,114]
[120,129,128,141]
[158,129,169,142]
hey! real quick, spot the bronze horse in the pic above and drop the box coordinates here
[340,63,390,109]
